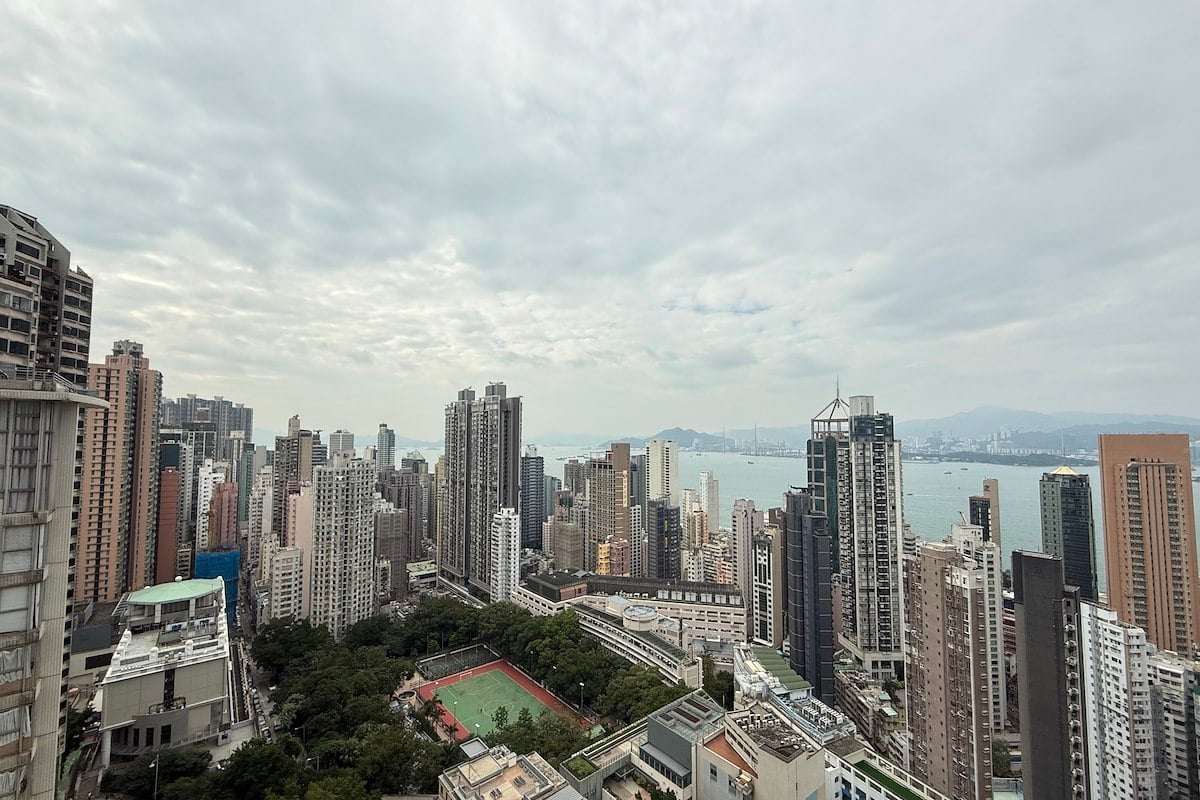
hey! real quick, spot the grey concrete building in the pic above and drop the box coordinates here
[1040,466,1099,601]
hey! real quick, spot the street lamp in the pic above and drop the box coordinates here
[579,681,584,709]
[149,758,160,799]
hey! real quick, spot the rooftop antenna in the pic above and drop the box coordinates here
[836,373,841,400]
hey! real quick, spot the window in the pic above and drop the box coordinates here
[13,242,39,259]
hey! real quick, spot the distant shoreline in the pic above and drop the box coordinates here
[904,452,1098,467]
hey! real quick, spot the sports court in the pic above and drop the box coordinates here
[414,659,582,740]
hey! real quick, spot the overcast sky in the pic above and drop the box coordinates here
[2,3,1197,441]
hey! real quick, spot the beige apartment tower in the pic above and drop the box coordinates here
[79,341,163,603]
[1099,433,1199,654]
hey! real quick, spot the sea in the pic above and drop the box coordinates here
[407,443,1200,594]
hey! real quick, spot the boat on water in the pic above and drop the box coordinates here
[960,467,968,470]
[747,461,755,464]
[943,471,952,474]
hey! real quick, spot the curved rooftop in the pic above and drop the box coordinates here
[127,577,223,606]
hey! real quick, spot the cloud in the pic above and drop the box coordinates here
[1,1,1197,439]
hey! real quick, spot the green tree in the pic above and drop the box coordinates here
[492,705,509,729]
[702,657,735,710]
[302,775,377,800]
[991,739,1011,777]
[216,740,302,800]
[65,705,97,753]
[100,749,212,798]
[252,617,335,683]
[356,725,454,794]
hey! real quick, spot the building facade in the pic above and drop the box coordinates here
[1098,433,1199,654]
[376,423,395,474]
[519,446,545,550]
[646,500,681,581]
[79,340,162,602]
[842,395,905,680]
[490,508,520,603]
[731,499,763,640]
[784,489,834,706]
[1040,465,1099,601]
[310,455,375,639]
[646,439,678,506]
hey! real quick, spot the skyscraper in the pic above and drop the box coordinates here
[520,445,546,549]
[490,508,520,603]
[749,525,784,647]
[905,540,993,800]
[1099,433,1199,653]
[1013,551,1089,800]
[968,478,1001,549]
[1040,465,1099,601]
[440,383,521,593]
[1078,603,1158,800]
[784,489,834,705]
[78,340,162,602]
[646,439,678,506]
[208,482,239,550]
[328,429,355,459]
[698,470,720,535]
[374,508,408,605]
[646,499,681,580]
[731,498,763,639]
[0,204,95,387]
[273,421,313,544]
[377,423,396,474]
[0,371,105,798]
[310,454,375,639]
[807,392,850,588]
[842,395,905,679]
[194,459,227,552]
[155,467,180,585]
[543,474,561,520]
[585,443,631,573]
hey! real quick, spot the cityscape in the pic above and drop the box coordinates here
[3,4,1199,800]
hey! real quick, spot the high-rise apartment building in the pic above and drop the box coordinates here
[585,443,631,573]
[731,498,763,640]
[563,459,586,495]
[327,429,355,459]
[520,446,546,549]
[208,482,239,550]
[155,467,180,584]
[78,340,162,602]
[1040,465,1099,601]
[160,394,253,461]
[272,420,313,544]
[0,372,105,798]
[968,478,1001,549]
[750,525,784,647]
[948,523,1006,735]
[378,463,430,561]
[440,384,521,593]
[699,471,720,534]
[375,508,408,606]
[543,475,561,520]
[1078,602,1158,800]
[646,500,681,581]
[646,439,678,506]
[1013,551,1088,800]
[1099,433,1199,653]
[247,465,273,582]
[376,423,396,474]
[905,540,993,800]
[194,459,226,552]
[0,205,95,387]
[784,489,835,706]
[1147,650,1200,798]
[310,455,375,639]
[842,395,905,679]
[490,508,520,603]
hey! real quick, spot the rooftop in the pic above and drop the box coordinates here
[750,646,811,691]
[1047,465,1082,476]
[649,691,725,742]
[574,605,690,661]
[441,746,570,800]
[127,577,224,606]
[704,730,754,775]
[728,704,819,763]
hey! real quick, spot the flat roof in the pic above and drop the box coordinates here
[127,578,223,606]
[751,646,812,690]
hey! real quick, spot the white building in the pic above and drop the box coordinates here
[490,508,520,603]
[1079,602,1158,800]
[376,423,395,475]
[440,742,580,800]
[1147,650,1200,798]
[326,429,354,460]
[0,374,105,799]
[646,439,678,506]
[269,547,306,620]
[698,471,719,537]
[194,459,226,551]
[842,395,906,680]
[630,505,646,579]
[750,527,784,648]
[247,465,273,582]
[100,578,232,768]
[310,455,375,639]
[731,499,763,641]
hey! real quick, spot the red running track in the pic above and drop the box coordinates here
[413,659,585,741]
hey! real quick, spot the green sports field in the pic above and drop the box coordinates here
[434,669,551,738]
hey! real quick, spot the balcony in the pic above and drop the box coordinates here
[0,570,42,589]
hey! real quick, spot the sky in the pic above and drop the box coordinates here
[2,2,1197,442]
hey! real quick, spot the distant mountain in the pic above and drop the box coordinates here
[725,426,810,446]
[898,406,1200,440]
[604,427,735,450]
